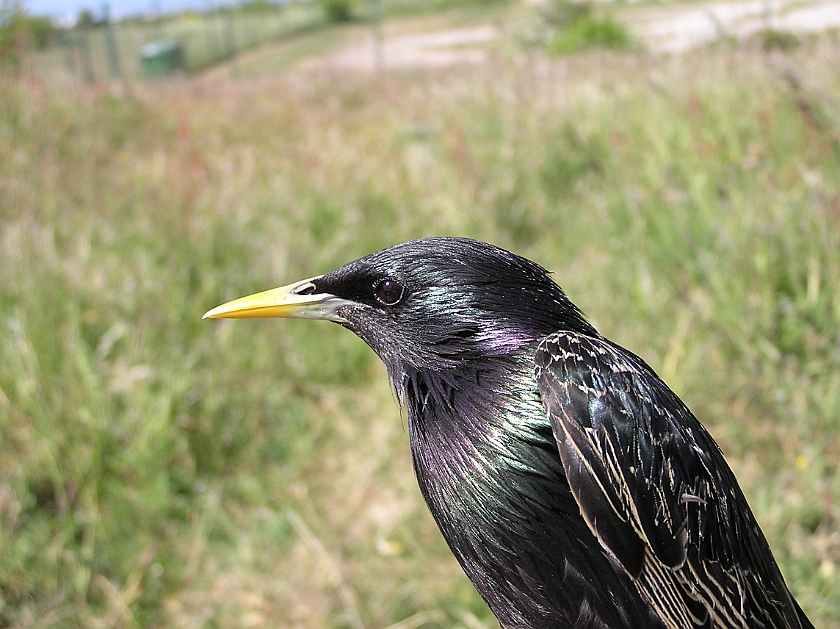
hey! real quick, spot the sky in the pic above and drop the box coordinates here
[23,0,240,21]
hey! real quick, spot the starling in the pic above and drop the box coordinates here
[204,237,813,629]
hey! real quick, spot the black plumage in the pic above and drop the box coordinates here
[205,237,813,629]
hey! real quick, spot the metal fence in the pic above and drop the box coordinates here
[31,1,324,82]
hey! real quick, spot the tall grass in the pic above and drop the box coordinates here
[1,35,840,627]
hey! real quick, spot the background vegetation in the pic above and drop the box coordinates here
[20,1,328,78]
[1,8,839,628]
[3,0,514,80]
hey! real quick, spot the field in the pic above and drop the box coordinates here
[2,13,840,628]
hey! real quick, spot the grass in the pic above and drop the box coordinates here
[211,22,370,77]
[547,13,633,55]
[513,0,634,56]
[2,29,840,628]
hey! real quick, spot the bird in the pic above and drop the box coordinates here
[204,237,813,629]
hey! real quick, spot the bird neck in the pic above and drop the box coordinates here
[397,348,591,625]
[398,344,564,542]
[400,348,544,451]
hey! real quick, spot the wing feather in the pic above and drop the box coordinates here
[534,331,810,629]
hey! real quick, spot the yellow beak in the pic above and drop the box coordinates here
[203,276,350,322]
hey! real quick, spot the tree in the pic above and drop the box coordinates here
[76,8,97,28]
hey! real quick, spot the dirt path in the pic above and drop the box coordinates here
[632,0,840,51]
[300,25,500,71]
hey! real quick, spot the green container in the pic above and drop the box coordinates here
[140,40,185,77]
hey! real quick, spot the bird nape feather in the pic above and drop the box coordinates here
[205,237,813,629]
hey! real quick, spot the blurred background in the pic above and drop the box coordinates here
[1,0,839,625]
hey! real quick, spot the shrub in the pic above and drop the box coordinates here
[756,28,801,51]
[539,0,634,55]
[321,0,355,22]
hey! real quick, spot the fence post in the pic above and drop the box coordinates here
[204,1,218,66]
[62,29,78,79]
[76,25,96,83]
[102,3,122,79]
[369,0,383,70]
[223,9,237,76]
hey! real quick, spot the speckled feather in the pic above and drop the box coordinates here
[534,333,812,629]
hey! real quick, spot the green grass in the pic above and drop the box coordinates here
[547,13,633,55]
[516,0,635,55]
[2,32,840,628]
[540,0,634,55]
[229,22,370,77]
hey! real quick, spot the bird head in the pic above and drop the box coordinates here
[204,238,594,379]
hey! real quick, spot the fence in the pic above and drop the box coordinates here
[30,1,325,82]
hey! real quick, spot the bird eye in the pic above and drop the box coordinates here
[374,279,404,306]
